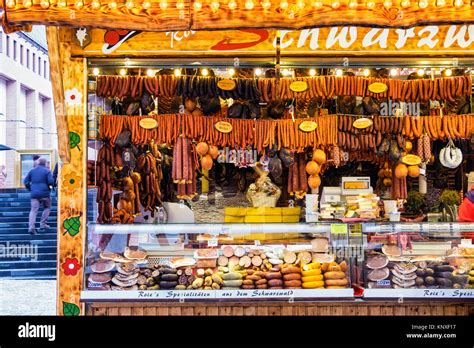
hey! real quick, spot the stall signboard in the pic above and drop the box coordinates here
[74,25,474,56]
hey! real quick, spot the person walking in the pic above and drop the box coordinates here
[0,165,7,189]
[32,155,40,168]
[24,158,54,234]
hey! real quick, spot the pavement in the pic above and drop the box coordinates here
[0,279,56,315]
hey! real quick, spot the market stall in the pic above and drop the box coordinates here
[2,1,474,316]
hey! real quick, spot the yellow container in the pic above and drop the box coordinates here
[281,207,301,216]
[282,215,300,223]
[224,216,245,223]
[246,207,282,216]
[244,215,283,223]
[224,207,247,217]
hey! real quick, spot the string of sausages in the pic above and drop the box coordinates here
[96,74,472,102]
[100,114,338,152]
[402,114,474,140]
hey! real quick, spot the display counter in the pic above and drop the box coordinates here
[81,221,474,316]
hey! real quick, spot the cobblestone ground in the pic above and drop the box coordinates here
[191,191,249,223]
[0,280,56,315]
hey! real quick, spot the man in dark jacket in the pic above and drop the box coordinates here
[24,158,54,234]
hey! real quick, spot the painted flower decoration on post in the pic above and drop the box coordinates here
[62,171,81,190]
[65,88,82,105]
[62,257,81,276]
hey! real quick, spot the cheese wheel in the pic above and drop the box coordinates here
[326,285,347,289]
[302,269,322,277]
[323,271,346,279]
[325,278,348,286]
[301,275,324,282]
[302,281,325,289]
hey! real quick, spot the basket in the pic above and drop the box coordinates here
[249,192,280,207]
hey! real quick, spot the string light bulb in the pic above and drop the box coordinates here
[401,0,411,6]
[262,0,271,9]
[280,0,289,9]
[23,0,32,7]
[193,0,202,9]
[210,0,220,11]
[444,69,453,77]
[390,68,399,77]
[119,69,127,76]
[6,0,15,8]
[383,0,392,7]
[201,68,209,76]
[142,0,151,8]
[228,68,236,76]
[282,68,291,76]
[331,0,340,7]
[255,68,263,76]
[93,68,100,76]
[454,0,463,6]
[366,0,375,7]
[245,0,254,9]
[91,0,101,9]
[309,69,316,77]
[75,0,83,8]
[109,0,118,9]
[125,0,134,8]
[436,0,445,5]
[417,68,425,77]
[57,0,67,6]
[176,0,185,9]
[312,0,323,6]
[418,0,428,7]
[349,0,358,8]
[40,0,50,7]
[335,69,343,77]
[174,69,181,77]
[363,68,370,77]
[297,0,305,8]
[159,0,168,9]
[228,0,237,9]
[146,69,155,77]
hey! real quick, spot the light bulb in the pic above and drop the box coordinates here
[228,68,236,76]
[383,0,392,7]
[297,0,305,8]
[91,0,101,9]
[109,0,117,8]
[262,0,271,9]
[401,0,410,6]
[125,0,134,8]
[159,0,168,8]
[74,0,83,8]
[93,68,100,76]
[444,69,453,77]
[363,68,370,77]
[228,0,237,9]
[210,0,219,11]
[418,0,428,7]
[309,69,316,77]
[176,0,185,9]
[23,0,32,6]
[417,68,425,77]
[348,0,357,8]
[174,69,181,77]
[40,0,50,7]
[280,0,288,9]
[119,68,127,76]
[255,68,263,76]
[331,0,340,8]
[6,0,16,7]
[245,0,254,8]
[454,0,463,6]
[193,0,202,9]
[57,0,66,6]
[390,68,398,76]
[282,68,291,76]
[146,69,155,77]
[142,0,151,8]
[201,68,209,76]
[436,0,445,5]
[366,0,375,7]
[335,69,343,77]
[312,0,322,6]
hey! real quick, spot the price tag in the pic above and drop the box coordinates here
[331,224,348,234]
[419,167,426,176]
[451,223,460,234]
[207,238,218,247]
[254,240,261,246]
[461,238,473,246]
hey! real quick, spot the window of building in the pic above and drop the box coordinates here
[0,32,3,53]
[43,61,47,78]
[32,53,36,72]
[38,57,41,76]
[20,44,24,65]
[26,48,30,69]
[13,40,17,61]
[6,36,10,57]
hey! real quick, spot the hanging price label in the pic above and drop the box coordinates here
[207,238,218,247]
[331,224,348,234]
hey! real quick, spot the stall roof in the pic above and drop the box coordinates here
[2,0,474,32]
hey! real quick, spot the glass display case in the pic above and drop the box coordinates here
[81,222,355,301]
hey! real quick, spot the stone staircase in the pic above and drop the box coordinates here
[0,189,57,279]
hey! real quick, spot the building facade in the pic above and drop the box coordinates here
[0,26,56,188]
